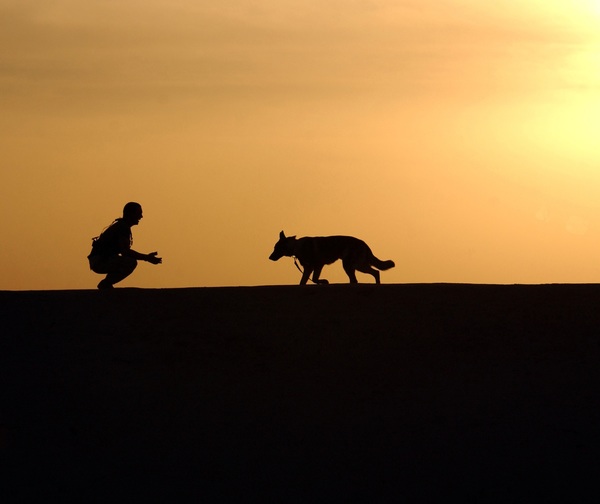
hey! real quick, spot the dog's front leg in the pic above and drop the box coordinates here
[312,265,329,284]
[300,267,313,285]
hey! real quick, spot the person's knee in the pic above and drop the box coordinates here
[113,256,137,276]
[123,257,137,274]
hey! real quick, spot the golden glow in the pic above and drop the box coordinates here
[2,1,600,289]
[581,0,600,16]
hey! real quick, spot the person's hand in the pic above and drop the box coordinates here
[147,252,162,265]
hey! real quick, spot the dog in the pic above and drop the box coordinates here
[269,231,395,285]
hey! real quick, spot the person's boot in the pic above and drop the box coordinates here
[97,279,114,290]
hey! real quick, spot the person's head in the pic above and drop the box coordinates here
[122,202,143,226]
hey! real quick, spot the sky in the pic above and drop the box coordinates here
[2,0,600,289]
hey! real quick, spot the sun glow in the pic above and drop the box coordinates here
[566,46,600,88]
[3,0,600,289]
[581,0,600,15]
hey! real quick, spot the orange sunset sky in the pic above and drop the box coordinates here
[2,0,600,289]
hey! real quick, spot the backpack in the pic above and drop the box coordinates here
[88,219,131,258]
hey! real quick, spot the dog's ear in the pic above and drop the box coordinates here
[279,230,286,240]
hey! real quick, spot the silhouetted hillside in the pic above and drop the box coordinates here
[2,284,600,502]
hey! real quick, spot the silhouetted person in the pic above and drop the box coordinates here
[88,202,162,289]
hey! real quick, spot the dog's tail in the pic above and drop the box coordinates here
[372,257,395,271]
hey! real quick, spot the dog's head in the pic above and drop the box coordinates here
[269,230,295,261]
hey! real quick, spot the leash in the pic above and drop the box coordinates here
[293,257,317,284]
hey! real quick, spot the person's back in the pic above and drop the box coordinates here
[88,202,162,289]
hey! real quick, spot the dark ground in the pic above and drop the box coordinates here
[2,284,600,502]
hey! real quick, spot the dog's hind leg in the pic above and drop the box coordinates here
[343,262,359,284]
[357,265,381,284]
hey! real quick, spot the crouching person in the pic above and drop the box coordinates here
[88,202,162,289]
